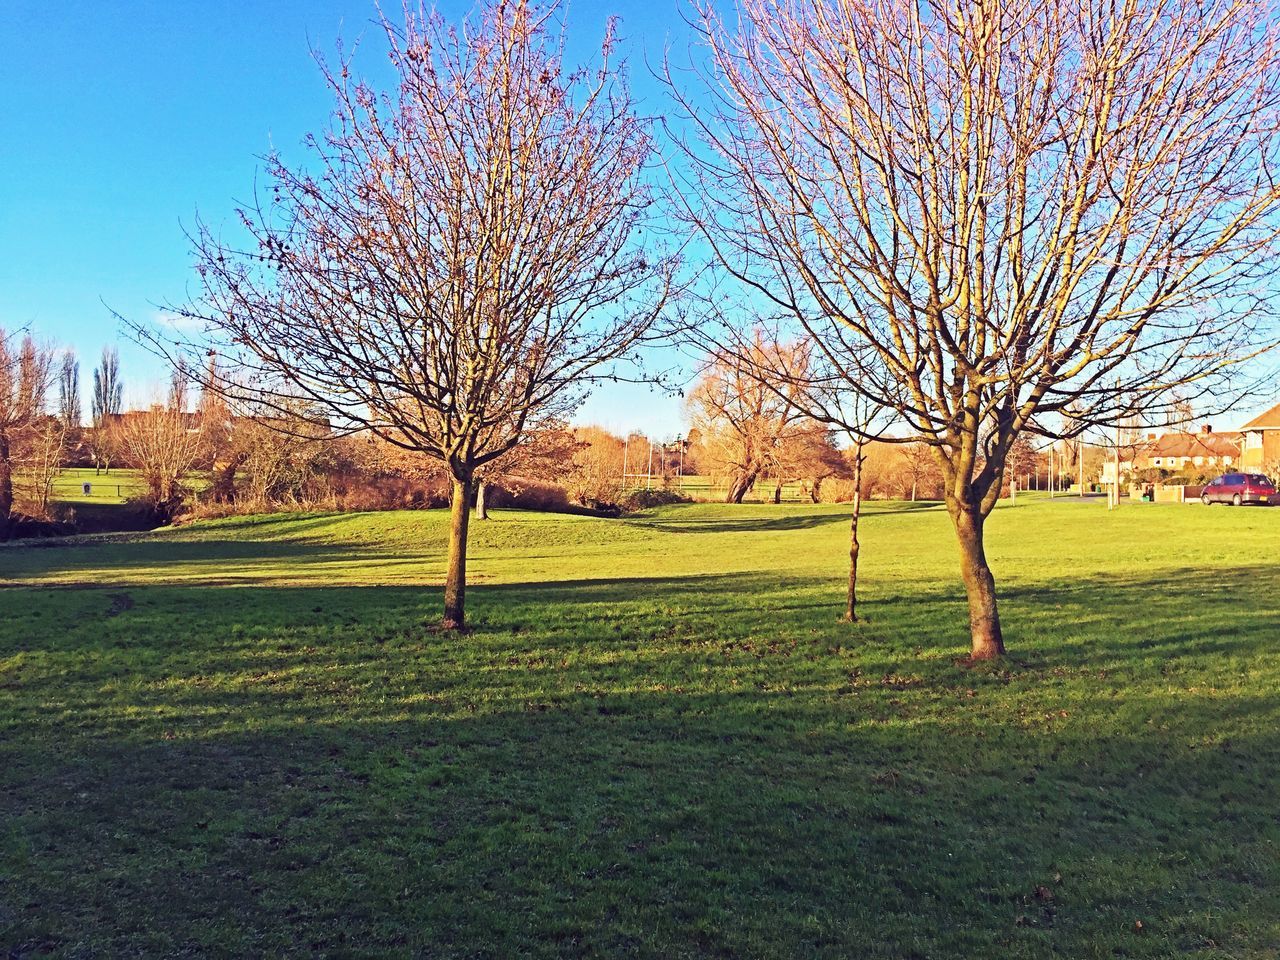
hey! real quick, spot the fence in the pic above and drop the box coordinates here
[1128,483,1207,503]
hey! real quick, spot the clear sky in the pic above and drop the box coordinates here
[3,2,1272,438]
[0,0,694,437]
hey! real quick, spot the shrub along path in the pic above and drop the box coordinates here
[2,497,1278,957]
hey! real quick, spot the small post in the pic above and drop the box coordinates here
[1111,427,1121,510]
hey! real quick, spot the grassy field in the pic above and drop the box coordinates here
[45,468,148,505]
[2,496,1279,958]
[668,475,811,502]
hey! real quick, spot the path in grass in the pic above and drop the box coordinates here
[2,497,1279,958]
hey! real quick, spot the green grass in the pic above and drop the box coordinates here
[668,474,811,502]
[2,495,1279,958]
[45,467,147,505]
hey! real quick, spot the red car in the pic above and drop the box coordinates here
[1201,473,1276,506]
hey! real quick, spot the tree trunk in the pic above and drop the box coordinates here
[726,470,756,503]
[950,504,1005,659]
[910,479,917,502]
[810,477,823,503]
[443,473,474,629]
[475,480,489,520]
[844,441,865,622]
[211,457,243,503]
[772,480,782,504]
[0,430,12,537]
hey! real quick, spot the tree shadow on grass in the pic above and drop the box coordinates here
[6,558,1277,676]
[626,499,943,535]
[4,677,1278,959]
[989,565,1280,668]
[6,561,1280,955]
[0,538,436,589]
[479,571,820,606]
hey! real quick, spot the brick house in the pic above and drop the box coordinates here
[1135,425,1241,473]
[1240,402,1280,472]
[1098,425,1240,484]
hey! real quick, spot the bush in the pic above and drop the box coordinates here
[486,480,573,513]
[126,492,188,527]
[337,476,451,512]
[619,488,691,512]
[2,513,78,540]
[1164,470,1215,486]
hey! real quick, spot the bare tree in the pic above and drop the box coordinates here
[474,424,580,519]
[0,331,54,535]
[774,425,848,503]
[222,410,337,508]
[90,347,124,474]
[673,0,1280,658]
[168,358,189,415]
[24,417,67,519]
[842,433,868,620]
[57,351,80,431]
[690,326,889,620]
[119,403,204,512]
[197,355,234,475]
[1006,435,1040,498]
[816,389,889,623]
[899,442,939,503]
[564,425,628,508]
[686,336,809,502]
[135,1,678,628]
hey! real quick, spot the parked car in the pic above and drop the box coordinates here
[1201,473,1276,506]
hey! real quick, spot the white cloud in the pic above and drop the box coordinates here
[151,310,206,334]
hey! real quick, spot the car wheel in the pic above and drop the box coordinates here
[1233,494,1242,507]
[1202,493,1212,506]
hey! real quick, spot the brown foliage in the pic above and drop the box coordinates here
[686,337,811,503]
[772,426,849,502]
[20,417,67,519]
[563,425,628,508]
[118,403,205,509]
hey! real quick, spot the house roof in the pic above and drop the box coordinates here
[1241,401,1280,430]
[1140,430,1241,460]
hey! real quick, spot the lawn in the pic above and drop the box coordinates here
[670,474,812,502]
[2,496,1279,958]
[47,468,147,506]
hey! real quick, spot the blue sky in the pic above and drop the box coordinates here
[4,2,1272,439]
[0,0,694,437]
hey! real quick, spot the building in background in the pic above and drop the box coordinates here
[1240,403,1280,472]
[1098,425,1241,486]
[1134,425,1241,473]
